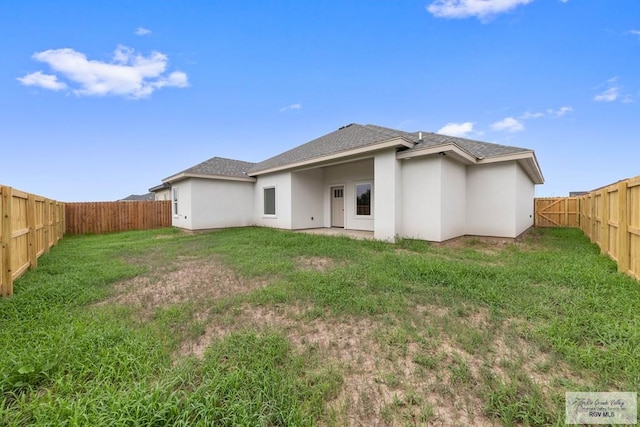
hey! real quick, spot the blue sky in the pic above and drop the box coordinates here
[1,0,638,201]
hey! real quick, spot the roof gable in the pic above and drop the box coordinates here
[408,132,531,159]
[159,123,543,185]
[164,157,256,183]
[248,124,413,174]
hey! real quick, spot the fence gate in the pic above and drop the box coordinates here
[534,197,580,227]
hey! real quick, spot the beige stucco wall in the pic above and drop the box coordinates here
[171,178,254,230]
[399,156,466,242]
[291,169,325,229]
[154,189,171,201]
[171,180,193,229]
[400,156,443,241]
[440,157,467,241]
[515,162,535,236]
[190,178,254,229]
[372,149,402,241]
[254,171,292,229]
[466,162,518,238]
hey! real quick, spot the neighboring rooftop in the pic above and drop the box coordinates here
[119,193,155,202]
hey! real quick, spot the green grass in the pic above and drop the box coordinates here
[1,226,639,425]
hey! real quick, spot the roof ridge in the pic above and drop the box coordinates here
[410,131,530,158]
[431,132,531,151]
[203,156,256,164]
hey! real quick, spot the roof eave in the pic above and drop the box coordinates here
[398,144,544,184]
[477,151,545,184]
[163,172,256,183]
[249,137,414,176]
[396,143,477,164]
[148,183,170,192]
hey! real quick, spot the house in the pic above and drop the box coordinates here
[119,193,155,201]
[149,183,172,201]
[151,123,544,242]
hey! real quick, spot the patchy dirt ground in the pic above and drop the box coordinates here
[101,253,576,426]
[96,256,268,320]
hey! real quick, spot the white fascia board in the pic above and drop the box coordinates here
[249,137,414,176]
[163,172,256,184]
[398,144,544,184]
[396,143,476,164]
[477,151,544,184]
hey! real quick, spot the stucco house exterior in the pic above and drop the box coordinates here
[149,183,171,201]
[150,123,544,242]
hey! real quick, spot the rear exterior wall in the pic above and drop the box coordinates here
[189,178,254,229]
[466,162,518,238]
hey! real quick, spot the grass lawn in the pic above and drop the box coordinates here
[1,226,638,426]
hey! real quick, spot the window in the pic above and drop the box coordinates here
[172,187,179,215]
[173,187,178,215]
[264,187,276,215]
[333,188,343,198]
[355,183,371,216]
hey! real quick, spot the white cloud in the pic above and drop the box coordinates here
[629,30,640,40]
[135,27,152,36]
[280,103,302,112]
[594,87,619,102]
[491,116,524,132]
[426,0,533,20]
[594,77,620,102]
[18,45,188,99]
[17,70,67,90]
[559,0,569,3]
[519,111,544,119]
[517,106,573,121]
[548,106,573,117]
[437,121,474,137]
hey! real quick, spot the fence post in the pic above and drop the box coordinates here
[599,190,608,254]
[61,203,66,239]
[44,199,51,253]
[617,180,629,275]
[27,194,37,270]
[590,193,596,240]
[1,186,13,296]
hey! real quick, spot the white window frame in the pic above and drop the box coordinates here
[354,182,372,217]
[263,186,276,217]
[172,187,179,216]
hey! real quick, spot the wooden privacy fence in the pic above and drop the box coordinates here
[534,174,640,280]
[1,185,64,296]
[65,201,172,235]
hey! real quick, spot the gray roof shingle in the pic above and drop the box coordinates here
[249,124,413,173]
[248,123,531,174]
[166,124,536,182]
[408,132,530,158]
[176,157,256,179]
[120,193,155,201]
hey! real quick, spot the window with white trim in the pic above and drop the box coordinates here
[172,187,179,216]
[264,187,276,215]
[355,183,371,216]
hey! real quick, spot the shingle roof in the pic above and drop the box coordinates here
[120,193,155,201]
[168,157,256,181]
[249,124,413,173]
[248,123,532,174]
[165,124,539,183]
[408,132,531,158]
